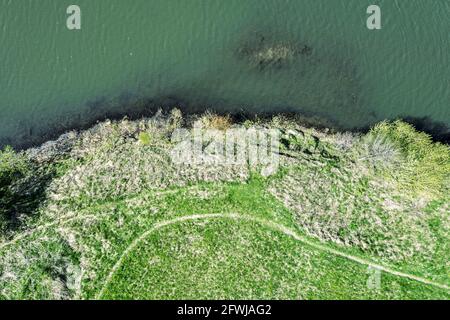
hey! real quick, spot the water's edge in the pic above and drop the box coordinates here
[5,100,449,152]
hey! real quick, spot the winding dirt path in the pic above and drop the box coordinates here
[96,213,450,299]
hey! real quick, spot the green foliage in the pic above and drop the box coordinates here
[138,131,151,146]
[368,121,450,198]
[0,146,30,188]
[0,147,32,235]
[0,147,58,237]
[280,130,340,165]
[169,107,183,129]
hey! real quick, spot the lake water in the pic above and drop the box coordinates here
[1,0,449,148]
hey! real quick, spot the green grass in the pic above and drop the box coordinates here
[365,121,450,199]
[0,116,449,300]
[101,218,447,299]
[1,179,448,299]
[0,146,35,236]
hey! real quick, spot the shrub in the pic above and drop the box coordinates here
[169,108,183,129]
[138,132,151,146]
[365,121,450,198]
[332,132,359,152]
[198,111,232,131]
[359,133,402,169]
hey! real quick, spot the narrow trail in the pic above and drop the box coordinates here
[2,207,448,297]
[0,213,83,251]
[0,187,193,250]
[96,213,450,299]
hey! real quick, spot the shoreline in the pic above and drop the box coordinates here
[3,105,450,152]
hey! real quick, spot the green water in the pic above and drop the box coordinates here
[1,0,449,147]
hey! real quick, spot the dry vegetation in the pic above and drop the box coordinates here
[0,110,449,299]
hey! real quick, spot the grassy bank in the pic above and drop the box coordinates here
[0,110,449,299]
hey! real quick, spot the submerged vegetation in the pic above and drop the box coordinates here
[0,109,448,299]
[237,31,313,70]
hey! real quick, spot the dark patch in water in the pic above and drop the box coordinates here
[402,116,450,144]
[4,90,342,151]
[2,90,448,151]
[237,31,314,71]
[232,28,370,127]
[2,28,448,150]
[1,94,186,150]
